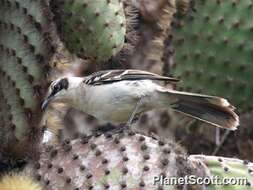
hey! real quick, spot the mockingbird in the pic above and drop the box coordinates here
[42,69,239,130]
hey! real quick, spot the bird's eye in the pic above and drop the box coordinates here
[50,78,68,95]
[53,84,62,92]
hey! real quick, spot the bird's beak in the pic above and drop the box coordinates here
[41,94,54,111]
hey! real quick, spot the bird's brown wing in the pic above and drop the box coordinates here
[84,69,180,85]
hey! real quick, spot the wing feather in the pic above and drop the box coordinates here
[84,69,180,85]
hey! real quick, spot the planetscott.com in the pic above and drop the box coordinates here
[153,175,248,186]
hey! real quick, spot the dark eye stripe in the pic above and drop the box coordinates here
[54,84,62,91]
[51,84,61,95]
[51,78,69,95]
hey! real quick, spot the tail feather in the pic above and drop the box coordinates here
[159,90,239,130]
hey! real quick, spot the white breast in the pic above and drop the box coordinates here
[79,80,158,123]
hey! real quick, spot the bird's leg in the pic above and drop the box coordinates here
[215,128,220,146]
[126,97,143,128]
[99,98,144,135]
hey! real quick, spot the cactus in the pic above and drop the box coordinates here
[190,155,253,190]
[51,0,128,63]
[135,0,177,71]
[0,173,42,190]
[0,0,54,156]
[23,132,253,190]
[24,131,207,190]
[171,0,253,112]
[133,109,191,140]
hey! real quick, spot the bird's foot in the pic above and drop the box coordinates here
[106,123,130,135]
[93,123,130,136]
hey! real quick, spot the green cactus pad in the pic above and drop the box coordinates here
[171,0,253,112]
[51,0,126,63]
[0,0,54,155]
[190,155,253,190]
[24,132,206,190]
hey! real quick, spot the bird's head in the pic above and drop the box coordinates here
[42,77,83,110]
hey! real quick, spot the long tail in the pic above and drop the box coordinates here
[158,89,239,130]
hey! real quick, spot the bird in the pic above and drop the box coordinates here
[42,69,239,130]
